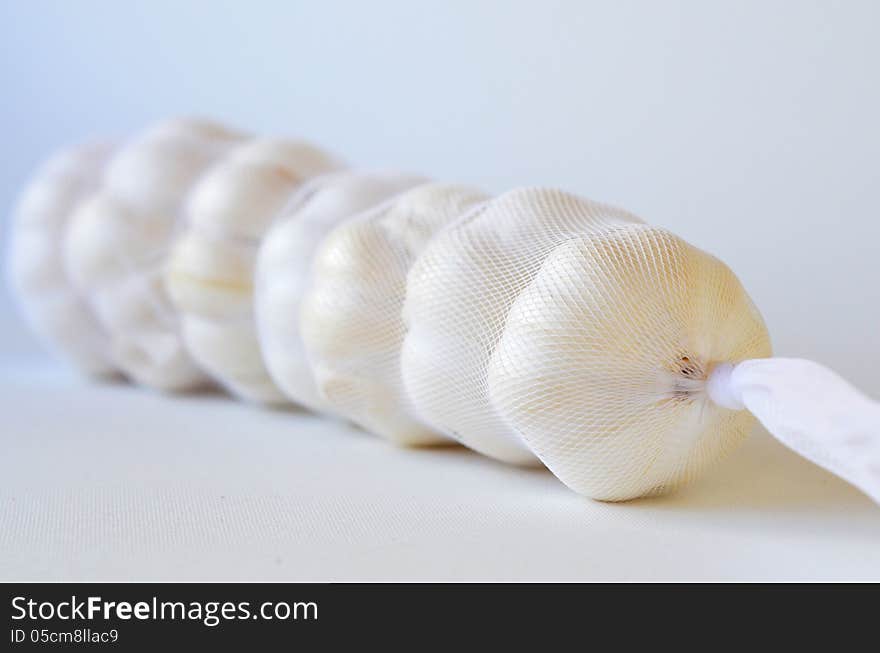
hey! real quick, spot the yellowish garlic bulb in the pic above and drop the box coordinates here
[300,183,488,445]
[164,138,342,403]
[6,142,116,376]
[254,171,425,413]
[487,225,772,501]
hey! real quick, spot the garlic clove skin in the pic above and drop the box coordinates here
[96,271,207,392]
[63,193,200,391]
[15,144,107,224]
[400,187,641,465]
[165,227,256,323]
[104,118,247,214]
[164,137,343,404]
[6,142,118,377]
[300,183,488,445]
[181,316,288,404]
[254,171,426,414]
[65,192,175,290]
[487,225,772,501]
[63,118,247,391]
[183,138,344,241]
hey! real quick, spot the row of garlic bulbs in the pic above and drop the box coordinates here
[8,118,772,501]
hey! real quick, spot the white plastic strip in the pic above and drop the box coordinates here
[710,358,880,504]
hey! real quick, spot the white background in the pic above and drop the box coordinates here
[1,1,878,580]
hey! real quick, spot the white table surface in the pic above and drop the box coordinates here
[2,357,878,582]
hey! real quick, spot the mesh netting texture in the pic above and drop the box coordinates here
[300,182,489,445]
[9,117,880,504]
[254,171,427,414]
[483,198,771,499]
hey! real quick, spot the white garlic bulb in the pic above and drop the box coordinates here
[486,225,772,501]
[400,188,642,465]
[64,118,247,391]
[164,138,343,403]
[6,142,117,376]
[300,183,488,445]
[254,171,425,413]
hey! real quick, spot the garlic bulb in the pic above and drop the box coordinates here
[300,183,488,445]
[64,118,247,391]
[487,225,772,501]
[164,138,343,403]
[6,142,117,376]
[401,188,642,465]
[254,171,425,413]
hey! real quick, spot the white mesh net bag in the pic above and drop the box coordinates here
[6,142,118,377]
[299,183,489,445]
[164,138,343,403]
[63,118,247,391]
[10,123,880,505]
[254,171,425,413]
[402,186,880,503]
